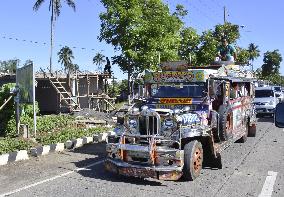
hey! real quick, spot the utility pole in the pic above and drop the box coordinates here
[223,6,227,24]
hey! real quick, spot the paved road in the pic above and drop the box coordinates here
[0,118,283,197]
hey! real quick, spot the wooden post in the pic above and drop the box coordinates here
[87,74,90,109]
[76,72,80,108]
[96,75,99,96]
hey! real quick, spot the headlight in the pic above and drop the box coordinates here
[129,118,138,128]
[161,118,176,137]
[268,100,274,105]
[114,126,124,135]
[164,119,174,127]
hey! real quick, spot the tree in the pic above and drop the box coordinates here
[33,0,76,73]
[57,46,75,74]
[214,23,240,43]
[261,50,282,77]
[236,47,250,65]
[99,0,184,93]
[196,30,218,65]
[248,43,260,71]
[0,59,19,73]
[193,23,241,66]
[178,27,200,65]
[93,52,106,72]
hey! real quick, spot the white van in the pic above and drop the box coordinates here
[254,87,278,116]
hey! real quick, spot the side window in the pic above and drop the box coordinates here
[230,83,237,99]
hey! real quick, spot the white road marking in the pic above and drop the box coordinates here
[0,160,104,197]
[258,171,278,197]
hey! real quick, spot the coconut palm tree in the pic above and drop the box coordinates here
[248,43,260,71]
[33,0,76,73]
[58,46,75,88]
[58,46,74,73]
[93,52,106,72]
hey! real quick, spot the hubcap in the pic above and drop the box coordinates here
[193,148,202,173]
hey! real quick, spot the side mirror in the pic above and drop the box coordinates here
[275,103,284,128]
[208,79,216,98]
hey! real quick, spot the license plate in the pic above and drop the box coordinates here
[119,167,156,178]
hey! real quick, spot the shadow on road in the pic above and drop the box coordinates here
[72,143,165,186]
[73,142,107,156]
[73,158,165,186]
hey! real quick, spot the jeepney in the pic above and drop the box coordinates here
[105,61,257,181]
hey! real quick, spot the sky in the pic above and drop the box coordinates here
[0,0,284,80]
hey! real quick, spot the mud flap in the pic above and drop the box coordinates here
[248,123,256,137]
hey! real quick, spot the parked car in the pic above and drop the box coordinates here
[254,87,278,116]
[273,86,284,102]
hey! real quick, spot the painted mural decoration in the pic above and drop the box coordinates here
[144,70,208,83]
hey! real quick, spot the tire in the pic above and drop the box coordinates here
[238,121,248,143]
[183,140,203,181]
[218,105,233,141]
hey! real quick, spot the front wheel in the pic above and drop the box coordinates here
[183,140,203,181]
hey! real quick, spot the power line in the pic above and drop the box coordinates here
[0,34,100,52]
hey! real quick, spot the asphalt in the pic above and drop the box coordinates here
[0,117,283,197]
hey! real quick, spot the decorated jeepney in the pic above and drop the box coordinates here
[105,61,257,181]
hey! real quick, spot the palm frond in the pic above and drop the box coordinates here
[54,0,62,18]
[33,0,45,11]
[65,0,76,11]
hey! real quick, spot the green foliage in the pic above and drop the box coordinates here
[178,27,200,65]
[173,4,188,18]
[192,23,241,65]
[6,114,74,138]
[236,47,250,65]
[260,74,284,86]
[107,79,129,98]
[214,23,240,43]
[196,30,218,65]
[262,50,282,77]
[0,83,16,136]
[99,0,183,76]
[0,138,34,155]
[36,127,109,145]
[0,59,18,74]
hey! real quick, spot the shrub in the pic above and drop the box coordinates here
[0,83,15,136]
[6,114,74,138]
[0,138,34,155]
[36,127,109,145]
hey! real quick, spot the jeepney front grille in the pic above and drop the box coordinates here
[139,116,159,135]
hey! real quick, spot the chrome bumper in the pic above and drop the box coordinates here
[105,158,183,180]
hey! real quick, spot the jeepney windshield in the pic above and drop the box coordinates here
[274,86,281,92]
[150,83,206,98]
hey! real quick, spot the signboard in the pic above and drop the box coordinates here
[16,62,37,136]
[16,63,34,103]
[144,70,208,83]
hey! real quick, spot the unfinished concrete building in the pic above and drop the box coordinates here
[0,71,115,114]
